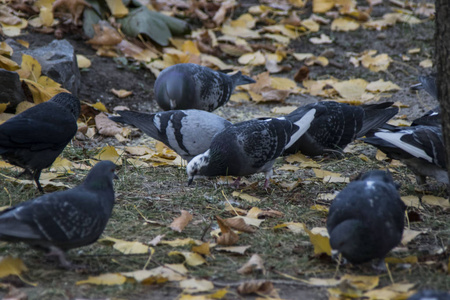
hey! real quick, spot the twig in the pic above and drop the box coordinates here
[212,279,310,287]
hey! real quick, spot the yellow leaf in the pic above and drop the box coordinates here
[192,243,211,256]
[50,157,73,173]
[90,102,108,112]
[312,168,343,179]
[310,204,329,213]
[363,283,416,300]
[263,25,299,39]
[221,24,261,39]
[76,273,126,285]
[274,222,307,234]
[278,164,299,172]
[230,13,257,28]
[93,145,122,164]
[0,41,13,56]
[122,264,188,283]
[232,191,261,203]
[76,54,91,68]
[361,52,392,72]
[238,51,266,66]
[422,195,450,208]
[385,256,418,264]
[0,103,9,114]
[0,55,20,71]
[160,238,201,247]
[179,279,214,294]
[237,254,265,275]
[366,79,401,92]
[292,53,314,61]
[215,246,251,254]
[341,274,379,291]
[331,17,360,31]
[332,79,368,100]
[17,54,41,81]
[408,48,421,54]
[21,79,53,103]
[270,77,298,90]
[270,106,297,115]
[105,0,129,17]
[0,256,27,278]
[309,33,332,44]
[401,229,425,245]
[285,153,321,168]
[305,277,341,286]
[182,40,200,55]
[99,236,151,254]
[230,92,251,103]
[375,149,388,161]
[168,251,207,266]
[304,226,332,256]
[313,0,335,13]
[16,40,29,48]
[111,88,133,98]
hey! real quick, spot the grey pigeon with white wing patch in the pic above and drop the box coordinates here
[109,109,232,161]
[0,92,80,192]
[327,170,405,266]
[284,101,398,156]
[187,110,316,187]
[0,160,117,268]
[154,63,255,112]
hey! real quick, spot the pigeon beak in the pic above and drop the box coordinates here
[187,177,194,186]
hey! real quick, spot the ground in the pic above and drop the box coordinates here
[0,0,449,300]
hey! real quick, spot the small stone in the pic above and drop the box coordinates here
[0,69,25,108]
[320,48,335,58]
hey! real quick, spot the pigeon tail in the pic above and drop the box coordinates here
[357,104,399,138]
[284,109,316,149]
[113,111,159,140]
[230,71,256,87]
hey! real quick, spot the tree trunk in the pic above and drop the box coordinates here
[435,0,450,195]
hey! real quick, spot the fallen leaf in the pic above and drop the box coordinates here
[105,0,129,17]
[385,256,418,264]
[93,145,122,164]
[216,216,239,246]
[215,245,251,254]
[95,112,122,136]
[273,222,307,234]
[168,251,207,266]
[331,17,360,31]
[401,195,422,209]
[237,254,265,274]
[231,191,261,203]
[111,88,133,98]
[309,33,332,44]
[99,236,151,254]
[76,54,91,68]
[422,195,450,208]
[170,210,193,232]
[0,256,27,278]
[223,217,257,233]
[401,229,425,245]
[192,243,211,256]
[341,274,380,291]
[237,281,278,297]
[366,79,401,92]
[304,226,332,256]
[76,273,127,285]
[179,279,214,294]
[160,238,202,247]
[122,264,188,283]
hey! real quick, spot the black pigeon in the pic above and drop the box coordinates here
[0,160,117,268]
[0,92,80,192]
[154,63,255,112]
[408,290,450,300]
[362,125,446,185]
[284,101,398,156]
[327,170,405,265]
[410,73,437,100]
[109,109,232,161]
[187,110,316,187]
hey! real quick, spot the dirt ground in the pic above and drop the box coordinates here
[0,0,445,299]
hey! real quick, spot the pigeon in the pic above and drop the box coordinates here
[0,160,117,268]
[154,63,255,112]
[187,110,316,188]
[0,92,80,192]
[284,101,398,156]
[109,109,232,161]
[362,124,447,185]
[326,170,405,266]
[408,290,450,300]
[410,73,437,100]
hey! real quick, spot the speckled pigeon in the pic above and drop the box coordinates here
[109,109,232,161]
[284,101,398,156]
[327,170,405,266]
[154,63,255,112]
[0,160,117,268]
[362,124,446,185]
[410,73,437,100]
[0,92,80,192]
[187,110,316,187]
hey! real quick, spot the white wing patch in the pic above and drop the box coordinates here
[375,131,433,162]
[285,108,316,149]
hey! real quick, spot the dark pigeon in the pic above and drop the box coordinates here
[284,101,398,156]
[362,125,447,185]
[187,110,316,187]
[408,290,450,300]
[154,63,255,112]
[410,73,437,100]
[0,160,117,268]
[0,92,80,192]
[327,170,405,266]
[109,109,232,161]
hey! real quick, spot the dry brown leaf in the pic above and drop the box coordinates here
[224,217,256,233]
[53,0,91,25]
[170,210,193,232]
[95,113,122,136]
[237,281,278,297]
[237,254,265,275]
[111,88,133,98]
[216,216,239,246]
[87,21,122,46]
[215,245,250,254]
[294,65,310,82]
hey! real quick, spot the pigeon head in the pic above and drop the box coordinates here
[186,150,211,185]
[357,170,399,189]
[49,92,81,120]
[83,160,118,191]
[156,70,193,110]
[329,219,368,264]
